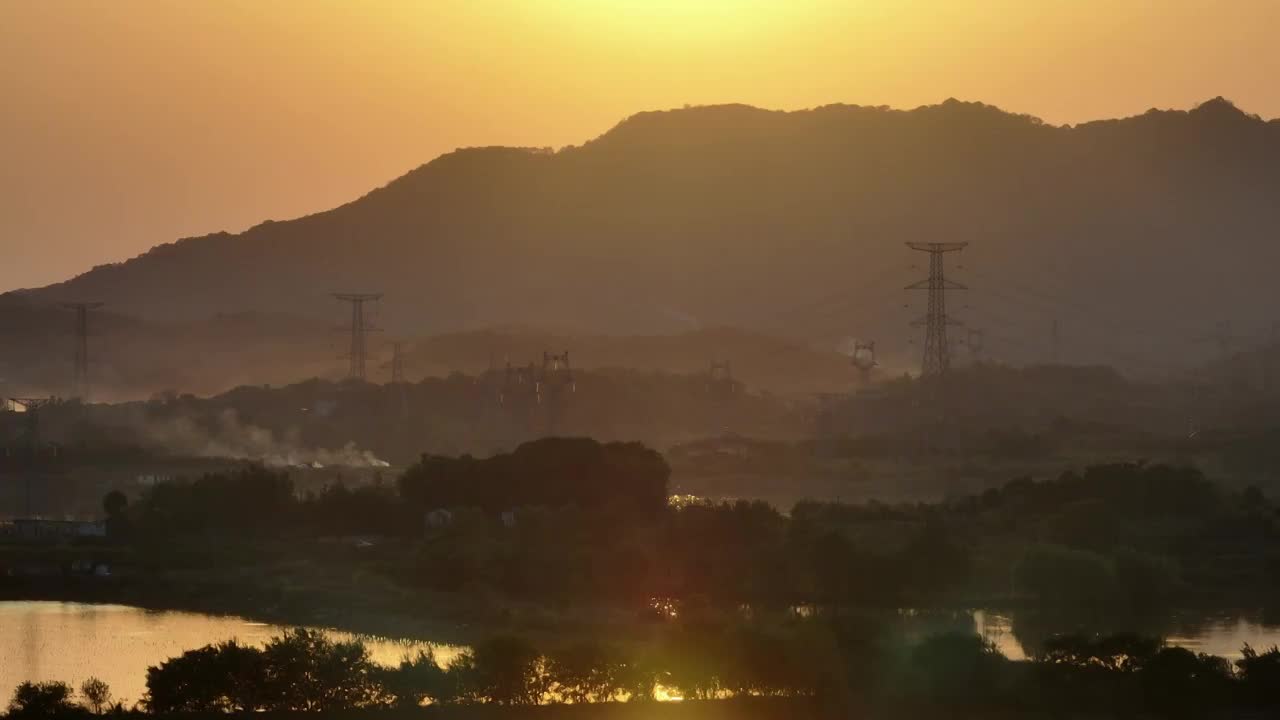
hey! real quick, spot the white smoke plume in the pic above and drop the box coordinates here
[138,409,391,468]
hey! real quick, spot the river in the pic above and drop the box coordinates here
[3,601,1280,707]
[0,601,464,708]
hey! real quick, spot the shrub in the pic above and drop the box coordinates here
[455,635,549,705]
[380,649,452,707]
[906,633,1009,704]
[78,678,111,715]
[8,681,82,718]
[1111,547,1182,607]
[1014,544,1116,608]
[1236,644,1280,706]
[260,628,389,710]
[546,641,627,703]
[146,641,266,712]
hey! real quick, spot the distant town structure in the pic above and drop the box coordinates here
[707,360,739,402]
[851,341,877,384]
[540,351,574,434]
[1,518,106,542]
[495,352,576,436]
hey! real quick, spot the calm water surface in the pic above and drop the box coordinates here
[972,608,1280,660]
[0,602,463,707]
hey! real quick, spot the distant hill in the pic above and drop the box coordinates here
[9,98,1280,379]
[0,295,336,400]
[0,298,860,400]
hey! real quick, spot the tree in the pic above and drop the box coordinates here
[1013,544,1117,608]
[546,642,626,703]
[459,635,548,705]
[102,490,131,540]
[399,438,670,518]
[146,640,267,713]
[1139,647,1232,714]
[78,678,111,715]
[1111,548,1182,608]
[8,681,81,718]
[907,633,1009,704]
[380,650,453,707]
[1236,644,1280,707]
[102,491,127,518]
[1040,633,1162,673]
[260,628,388,711]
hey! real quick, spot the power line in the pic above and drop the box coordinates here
[764,260,915,325]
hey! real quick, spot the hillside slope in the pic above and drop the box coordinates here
[12,98,1280,375]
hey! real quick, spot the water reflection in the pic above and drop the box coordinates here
[0,602,463,707]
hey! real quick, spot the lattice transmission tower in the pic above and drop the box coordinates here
[60,302,103,400]
[906,242,968,377]
[388,341,406,384]
[332,293,382,381]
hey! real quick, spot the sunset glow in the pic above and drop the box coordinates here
[4,1,1280,291]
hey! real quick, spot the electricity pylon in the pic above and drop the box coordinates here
[906,242,968,377]
[388,341,406,384]
[332,293,382,381]
[60,302,103,400]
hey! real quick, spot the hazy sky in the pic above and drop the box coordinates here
[3,1,1279,293]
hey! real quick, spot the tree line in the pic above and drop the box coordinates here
[108,455,1279,611]
[8,624,1280,717]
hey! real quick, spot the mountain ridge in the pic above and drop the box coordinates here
[9,97,1280,376]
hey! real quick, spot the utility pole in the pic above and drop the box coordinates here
[9,397,53,517]
[332,293,382,381]
[906,242,968,377]
[1051,318,1061,364]
[384,341,410,421]
[60,302,103,400]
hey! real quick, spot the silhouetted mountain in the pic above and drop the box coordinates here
[10,98,1280,376]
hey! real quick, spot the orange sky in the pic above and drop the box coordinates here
[3,1,1279,293]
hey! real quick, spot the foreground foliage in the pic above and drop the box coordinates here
[10,623,1280,718]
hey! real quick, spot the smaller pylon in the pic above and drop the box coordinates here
[8,397,52,448]
[388,342,406,384]
[60,302,104,400]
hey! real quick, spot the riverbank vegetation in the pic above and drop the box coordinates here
[7,625,1280,718]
